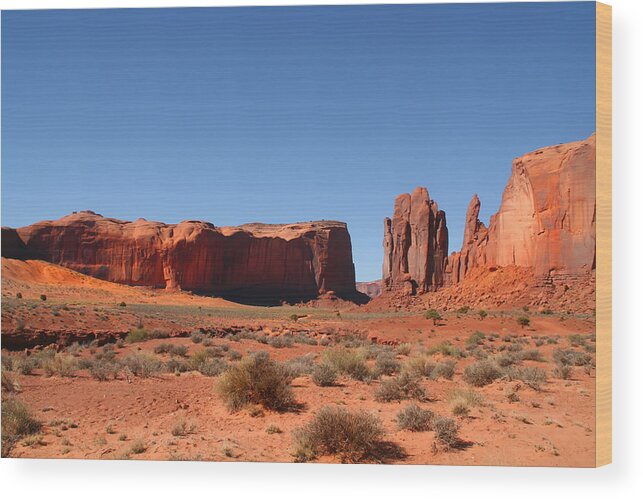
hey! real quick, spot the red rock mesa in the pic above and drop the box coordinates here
[2,212,359,304]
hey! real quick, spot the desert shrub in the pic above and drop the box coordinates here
[266,424,282,434]
[15,292,22,299]
[432,416,459,449]
[120,353,162,378]
[2,370,20,393]
[227,349,242,361]
[448,388,485,417]
[553,364,573,380]
[424,309,442,325]
[322,348,371,381]
[496,352,520,367]
[285,354,316,378]
[189,349,210,371]
[553,349,592,366]
[396,404,434,431]
[292,406,384,463]
[520,349,545,362]
[293,334,318,346]
[198,358,228,377]
[2,353,15,372]
[403,357,436,379]
[466,331,486,347]
[568,334,586,347]
[542,309,554,315]
[40,294,47,301]
[42,353,77,377]
[190,331,205,344]
[154,344,189,357]
[267,335,294,349]
[216,352,294,412]
[374,351,401,377]
[374,372,426,402]
[289,314,299,322]
[1,398,41,457]
[517,316,530,328]
[88,360,121,381]
[463,360,502,387]
[164,357,191,374]
[171,419,197,437]
[503,366,547,390]
[426,341,462,358]
[457,306,470,315]
[148,329,170,339]
[126,328,149,343]
[118,301,126,307]
[130,439,146,454]
[311,362,338,387]
[13,355,38,375]
[478,310,488,320]
[396,343,412,356]
[431,360,456,380]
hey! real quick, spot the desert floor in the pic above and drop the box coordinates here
[1,260,596,466]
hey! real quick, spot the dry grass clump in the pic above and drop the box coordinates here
[292,406,384,463]
[267,335,294,349]
[426,341,462,358]
[374,351,401,377]
[463,360,502,387]
[217,352,295,412]
[506,366,548,390]
[431,360,456,380]
[322,348,371,381]
[87,359,121,381]
[396,404,434,431]
[42,353,78,377]
[553,349,593,367]
[447,388,485,416]
[402,357,436,378]
[197,357,228,377]
[154,343,189,357]
[432,416,459,449]
[171,419,197,437]
[284,354,316,378]
[120,353,162,378]
[1,398,41,457]
[311,362,338,387]
[374,372,426,402]
[126,327,149,343]
[2,369,21,393]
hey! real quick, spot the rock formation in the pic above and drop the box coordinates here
[384,134,596,295]
[2,211,360,304]
[356,280,383,299]
[382,187,448,294]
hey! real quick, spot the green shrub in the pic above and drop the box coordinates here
[1,398,41,457]
[424,309,442,325]
[216,352,294,412]
[126,328,149,343]
[374,372,426,402]
[457,306,470,315]
[478,310,488,320]
[517,316,530,328]
[311,363,338,387]
[466,332,486,347]
[15,292,22,299]
[118,301,126,307]
[292,406,384,463]
[39,294,47,301]
[164,357,191,374]
[396,404,434,431]
[463,360,502,387]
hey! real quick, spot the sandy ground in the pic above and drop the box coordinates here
[1,259,596,466]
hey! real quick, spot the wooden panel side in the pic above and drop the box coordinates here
[595,1,612,468]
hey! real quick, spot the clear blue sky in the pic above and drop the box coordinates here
[1,3,596,281]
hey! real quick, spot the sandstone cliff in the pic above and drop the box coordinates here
[384,134,596,295]
[2,211,359,304]
[382,187,448,294]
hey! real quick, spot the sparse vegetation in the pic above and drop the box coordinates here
[396,404,434,431]
[171,419,197,437]
[126,327,149,343]
[292,406,384,463]
[424,309,442,325]
[463,360,502,387]
[517,316,531,328]
[2,398,42,457]
[217,352,294,412]
[311,362,338,387]
[374,372,426,402]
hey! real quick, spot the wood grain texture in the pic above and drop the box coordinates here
[595,1,612,467]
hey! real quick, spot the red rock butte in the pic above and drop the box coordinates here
[1,212,360,304]
[383,134,596,294]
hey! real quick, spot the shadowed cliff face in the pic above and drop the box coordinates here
[385,134,597,295]
[2,212,360,304]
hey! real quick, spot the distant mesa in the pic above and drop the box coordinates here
[356,280,383,299]
[1,211,364,305]
[383,134,597,295]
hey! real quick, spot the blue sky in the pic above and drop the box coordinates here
[1,3,596,281]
